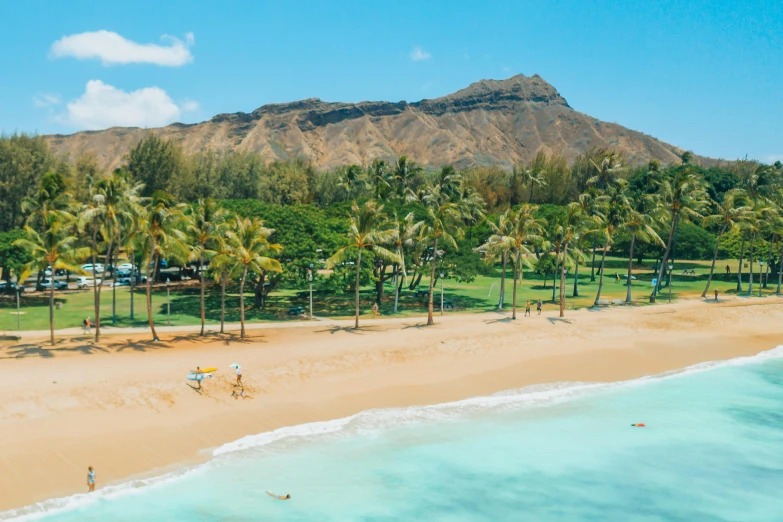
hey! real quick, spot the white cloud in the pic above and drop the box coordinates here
[62,80,194,130]
[410,46,431,62]
[33,93,61,107]
[50,30,194,66]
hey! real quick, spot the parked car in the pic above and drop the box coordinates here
[76,276,102,289]
[118,273,147,284]
[111,280,131,287]
[117,263,135,272]
[81,263,105,274]
[39,278,68,291]
[0,280,17,291]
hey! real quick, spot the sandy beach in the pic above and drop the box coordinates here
[1,297,782,513]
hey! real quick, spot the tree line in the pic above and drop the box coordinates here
[2,133,783,342]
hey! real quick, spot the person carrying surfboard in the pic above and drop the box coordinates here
[195,367,203,389]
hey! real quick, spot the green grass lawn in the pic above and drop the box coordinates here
[1,257,780,332]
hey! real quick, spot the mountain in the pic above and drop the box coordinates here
[44,74,699,171]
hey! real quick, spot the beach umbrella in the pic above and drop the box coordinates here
[230,363,241,369]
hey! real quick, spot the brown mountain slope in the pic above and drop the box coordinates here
[44,74,696,171]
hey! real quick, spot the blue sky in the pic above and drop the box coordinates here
[1,0,781,162]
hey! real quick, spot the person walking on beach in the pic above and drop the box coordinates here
[87,466,95,493]
[235,365,242,387]
[525,301,531,317]
[372,302,379,319]
[714,289,719,302]
[536,299,543,315]
[195,366,203,390]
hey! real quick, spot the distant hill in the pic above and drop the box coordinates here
[44,74,710,171]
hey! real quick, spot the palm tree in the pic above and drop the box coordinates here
[370,159,390,200]
[576,188,602,282]
[414,187,464,325]
[594,181,631,306]
[137,191,186,341]
[588,152,624,189]
[392,156,422,199]
[558,203,592,316]
[515,166,548,204]
[620,201,663,303]
[209,218,235,334]
[650,169,709,302]
[479,211,514,311]
[14,213,87,345]
[338,165,366,200]
[507,205,545,318]
[186,198,227,336]
[226,217,282,338]
[700,189,750,297]
[327,201,399,329]
[390,212,421,313]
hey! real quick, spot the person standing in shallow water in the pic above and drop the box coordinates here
[87,466,95,492]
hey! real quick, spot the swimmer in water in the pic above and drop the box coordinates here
[266,491,291,500]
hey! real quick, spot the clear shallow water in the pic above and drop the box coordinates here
[6,348,783,522]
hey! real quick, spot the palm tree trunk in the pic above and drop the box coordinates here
[736,233,746,292]
[594,245,609,306]
[427,237,439,326]
[765,241,773,288]
[129,249,135,320]
[701,226,726,298]
[91,229,101,341]
[651,213,679,302]
[748,232,755,295]
[199,252,205,336]
[573,258,580,297]
[49,282,55,346]
[590,240,597,282]
[778,245,783,295]
[240,265,248,337]
[220,271,227,333]
[498,252,507,310]
[626,234,636,303]
[512,251,519,319]
[560,241,569,317]
[146,251,159,341]
[552,248,560,302]
[354,249,362,329]
[393,264,400,313]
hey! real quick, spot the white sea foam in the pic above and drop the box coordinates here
[4,345,782,521]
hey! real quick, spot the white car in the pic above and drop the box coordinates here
[117,263,135,271]
[81,263,105,274]
[76,276,102,289]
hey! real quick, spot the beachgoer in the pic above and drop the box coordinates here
[235,365,242,387]
[85,317,92,334]
[536,299,542,315]
[714,289,719,302]
[726,264,730,275]
[82,318,88,334]
[372,302,379,318]
[195,366,203,390]
[87,466,95,492]
[266,491,291,500]
[232,388,250,399]
[524,301,531,316]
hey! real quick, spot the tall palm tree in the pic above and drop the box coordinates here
[620,202,663,303]
[186,198,227,336]
[700,189,750,297]
[390,212,422,313]
[735,164,775,292]
[594,181,631,306]
[338,165,366,200]
[370,159,390,200]
[558,203,592,316]
[507,205,545,319]
[650,169,709,302]
[14,213,88,345]
[227,217,282,338]
[576,188,602,282]
[414,187,465,326]
[392,156,422,199]
[327,201,399,329]
[588,152,624,190]
[209,217,235,334]
[137,191,186,341]
[479,211,515,311]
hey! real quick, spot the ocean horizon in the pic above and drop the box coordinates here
[5,346,783,522]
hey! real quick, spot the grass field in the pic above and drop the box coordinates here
[1,256,780,332]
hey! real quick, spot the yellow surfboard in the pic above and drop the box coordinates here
[193,367,218,373]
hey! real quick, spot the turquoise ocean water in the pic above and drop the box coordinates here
[5,347,783,521]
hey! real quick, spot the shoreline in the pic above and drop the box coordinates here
[1,297,782,514]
